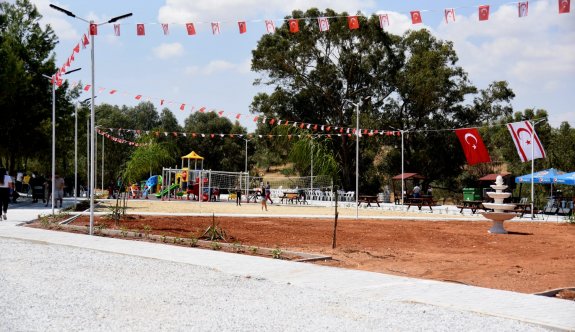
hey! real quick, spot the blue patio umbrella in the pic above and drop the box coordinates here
[554,172,575,186]
[515,168,566,184]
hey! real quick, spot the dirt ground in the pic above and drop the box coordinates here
[63,199,575,295]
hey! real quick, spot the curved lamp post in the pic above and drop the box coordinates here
[50,4,132,235]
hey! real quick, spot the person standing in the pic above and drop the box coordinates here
[265,181,273,204]
[0,168,13,220]
[44,176,52,206]
[235,184,242,206]
[54,173,65,208]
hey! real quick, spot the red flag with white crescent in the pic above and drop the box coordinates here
[478,5,490,21]
[455,128,491,165]
[559,0,571,13]
[507,121,546,162]
[289,19,299,33]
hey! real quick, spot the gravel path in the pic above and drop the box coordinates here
[0,237,548,331]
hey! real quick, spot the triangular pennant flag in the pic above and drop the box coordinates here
[73,44,80,53]
[289,19,299,33]
[109,90,117,94]
[135,95,142,100]
[253,116,259,122]
[82,34,89,48]
[186,23,196,35]
[347,16,359,30]
[137,23,145,36]
[83,85,91,91]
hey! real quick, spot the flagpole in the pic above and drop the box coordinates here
[530,119,534,219]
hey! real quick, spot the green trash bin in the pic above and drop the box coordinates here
[463,188,482,201]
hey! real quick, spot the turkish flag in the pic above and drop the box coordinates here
[186,23,196,35]
[137,24,145,36]
[455,128,491,165]
[289,19,299,33]
[478,5,490,21]
[318,17,329,31]
[507,121,546,162]
[348,16,359,30]
[378,14,389,28]
[559,0,571,13]
[410,11,422,24]
[89,23,97,36]
[238,21,247,34]
[265,20,275,33]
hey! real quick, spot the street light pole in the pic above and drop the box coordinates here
[343,99,361,220]
[50,4,132,235]
[76,97,90,205]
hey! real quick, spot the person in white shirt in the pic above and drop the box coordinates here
[0,167,14,220]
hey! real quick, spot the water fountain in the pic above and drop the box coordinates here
[481,175,517,234]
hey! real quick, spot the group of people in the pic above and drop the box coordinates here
[234,181,273,210]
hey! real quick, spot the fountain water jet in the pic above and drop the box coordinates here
[481,175,517,234]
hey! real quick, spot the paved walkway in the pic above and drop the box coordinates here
[1,199,574,330]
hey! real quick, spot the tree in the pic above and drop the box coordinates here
[0,0,58,173]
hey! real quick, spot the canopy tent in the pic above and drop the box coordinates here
[181,151,204,170]
[391,173,425,203]
[554,172,575,186]
[515,168,565,184]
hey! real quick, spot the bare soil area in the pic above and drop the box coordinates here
[63,211,575,296]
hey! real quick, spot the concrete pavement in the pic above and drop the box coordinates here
[1,199,574,330]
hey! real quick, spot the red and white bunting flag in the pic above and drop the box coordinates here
[265,20,275,33]
[518,2,529,17]
[218,111,224,117]
[83,85,91,91]
[113,24,120,36]
[137,24,145,36]
[161,23,169,35]
[455,128,491,165]
[198,107,206,113]
[559,0,571,13]
[410,11,422,24]
[269,118,276,125]
[180,104,185,111]
[253,116,259,122]
[348,16,359,30]
[160,99,164,105]
[109,90,117,94]
[507,121,546,162]
[445,8,456,23]
[97,87,105,93]
[378,14,390,28]
[289,19,299,33]
[82,34,89,48]
[73,44,80,53]
[89,24,97,36]
[478,5,490,21]
[211,22,220,35]
[235,114,241,119]
[186,23,196,35]
[135,95,142,100]
[238,21,247,34]
[318,17,330,31]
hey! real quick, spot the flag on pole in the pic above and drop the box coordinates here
[455,128,491,165]
[410,11,422,24]
[479,5,490,21]
[445,8,456,23]
[518,2,529,17]
[289,19,299,33]
[507,121,546,162]
[89,24,97,35]
[378,14,390,28]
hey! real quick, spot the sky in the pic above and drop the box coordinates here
[31,0,574,132]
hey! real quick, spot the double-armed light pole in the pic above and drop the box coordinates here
[343,99,362,220]
[41,67,80,215]
[50,4,132,235]
[75,97,91,205]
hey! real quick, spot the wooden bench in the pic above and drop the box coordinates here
[406,197,435,211]
[358,195,381,207]
[456,200,487,214]
[280,192,299,204]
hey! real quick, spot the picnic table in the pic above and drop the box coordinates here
[406,196,435,211]
[279,191,308,204]
[358,195,380,207]
[457,200,487,214]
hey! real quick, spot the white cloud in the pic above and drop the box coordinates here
[153,43,184,59]
[185,59,245,75]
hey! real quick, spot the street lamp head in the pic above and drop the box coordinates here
[64,68,82,75]
[49,4,76,18]
[108,13,133,23]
